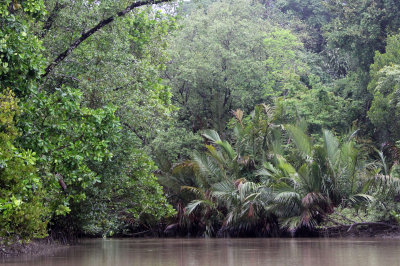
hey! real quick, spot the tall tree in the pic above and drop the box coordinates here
[0,0,49,241]
[166,0,306,133]
[368,34,400,144]
[324,0,400,73]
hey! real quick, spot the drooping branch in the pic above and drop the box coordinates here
[43,0,173,77]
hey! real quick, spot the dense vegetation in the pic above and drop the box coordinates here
[2,0,400,242]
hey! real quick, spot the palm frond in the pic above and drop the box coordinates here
[376,149,389,176]
[238,181,257,201]
[285,124,312,158]
[255,168,271,177]
[215,140,236,161]
[280,216,301,231]
[276,155,297,176]
[271,128,284,155]
[185,200,209,215]
[171,161,195,175]
[193,152,224,183]
[340,142,358,193]
[260,103,275,120]
[202,129,221,143]
[323,129,339,166]
[206,144,226,165]
[301,192,329,209]
[212,180,236,203]
[181,186,205,198]
[274,191,301,205]
[348,193,374,205]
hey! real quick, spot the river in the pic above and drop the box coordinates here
[2,238,400,266]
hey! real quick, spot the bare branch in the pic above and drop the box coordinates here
[43,0,173,77]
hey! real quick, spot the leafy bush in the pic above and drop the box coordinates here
[0,89,49,241]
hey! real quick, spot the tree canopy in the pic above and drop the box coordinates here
[2,0,400,241]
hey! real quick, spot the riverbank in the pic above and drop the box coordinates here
[4,238,400,266]
[3,225,400,258]
[318,223,400,238]
[0,238,67,258]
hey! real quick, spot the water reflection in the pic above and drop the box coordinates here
[2,238,400,266]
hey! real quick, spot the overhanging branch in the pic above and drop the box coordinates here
[43,0,172,77]
[39,2,67,39]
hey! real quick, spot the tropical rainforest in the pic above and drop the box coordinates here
[2,0,400,243]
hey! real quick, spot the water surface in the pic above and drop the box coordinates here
[2,238,400,266]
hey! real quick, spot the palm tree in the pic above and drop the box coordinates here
[260,155,332,230]
[231,104,282,168]
[211,178,278,236]
[259,125,373,231]
[368,149,400,214]
[179,129,240,236]
[179,106,285,236]
[182,127,278,236]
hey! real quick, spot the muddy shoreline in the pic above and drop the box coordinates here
[0,238,68,258]
[318,222,400,238]
[3,227,400,258]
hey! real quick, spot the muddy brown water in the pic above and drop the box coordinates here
[2,238,400,266]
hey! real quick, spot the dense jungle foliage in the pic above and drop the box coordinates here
[2,0,400,242]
